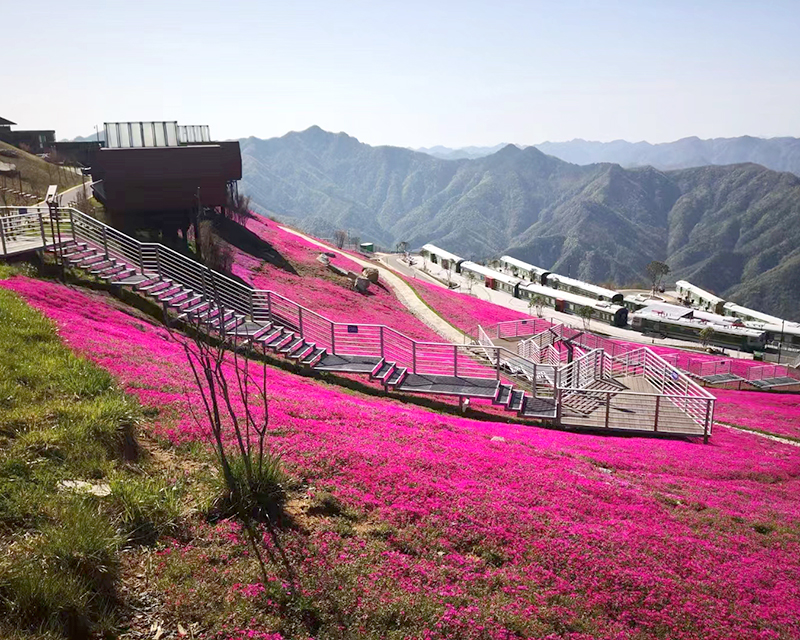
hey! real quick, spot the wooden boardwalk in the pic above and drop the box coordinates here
[561,375,707,437]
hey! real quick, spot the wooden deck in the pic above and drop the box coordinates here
[1,236,48,256]
[561,375,708,437]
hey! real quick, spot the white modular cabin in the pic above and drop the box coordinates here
[520,282,629,327]
[419,244,464,272]
[675,280,726,314]
[460,261,522,295]
[723,302,788,326]
[496,255,551,285]
[631,304,767,351]
[546,273,624,305]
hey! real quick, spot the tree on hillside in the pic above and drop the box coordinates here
[529,295,545,317]
[395,240,409,255]
[646,261,670,296]
[699,325,715,349]
[227,191,254,224]
[577,306,594,330]
[465,270,476,292]
[333,230,347,249]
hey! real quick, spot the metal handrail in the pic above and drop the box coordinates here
[1,205,716,437]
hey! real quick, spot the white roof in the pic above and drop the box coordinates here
[675,280,725,305]
[499,255,549,274]
[420,244,462,263]
[743,321,800,337]
[634,304,765,337]
[547,273,621,299]
[723,302,790,326]
[521,282,626,313]
[633,303,694,320]
[460,261,521,286]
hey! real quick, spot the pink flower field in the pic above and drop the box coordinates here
[712,388,800,439]
[230,217,441,342]
[4,275,800,639]
[404,277,542,335]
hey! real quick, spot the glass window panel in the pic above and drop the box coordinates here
[165,122,178,146]
[106,124,118,148]
[119,123,131,148]
[130,122,143,148]
[143,122,155,147]
[154,122,166,147]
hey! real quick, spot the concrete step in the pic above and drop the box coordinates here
[494,384,512,405]
[301,347,326,366]
[372,360,395,381]
[385,366,407,387]
[508,389,525,412]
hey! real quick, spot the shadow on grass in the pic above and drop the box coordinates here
[217,217,298,276]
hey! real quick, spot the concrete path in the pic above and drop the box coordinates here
[278,226,466,343]
[718,423,800,448]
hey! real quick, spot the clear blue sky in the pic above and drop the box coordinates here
[7,0,800,147]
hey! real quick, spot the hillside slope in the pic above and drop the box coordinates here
[241,128,800,320]
[5,274,800,639]
[0,140,82,205]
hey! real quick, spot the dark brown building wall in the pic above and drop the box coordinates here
[91,142,242,213]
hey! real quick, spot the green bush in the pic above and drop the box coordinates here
[216,450,286,520]
[108,475,184,543]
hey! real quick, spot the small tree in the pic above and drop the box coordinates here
[227,191,254,225]
[699,325,715,349]
[530,295,545,317]
[577,305,594,330]
[333,229,347,249]
[646,261,670,296]
[395,240,409,255]
[465,270,476,292]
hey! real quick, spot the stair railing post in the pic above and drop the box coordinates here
[605,393,611,428]
[39,210,47,247]
[453,344,458,377]
[102,226,109,259]
[137,244,145,274]
[267,291,272,323]
[298,307,304,336]
[330,322,336,353]
[379,326,384,358]
[495,348,500,380]
[654,395,660,432]
[68,208,75,243]
[412,341,417,374]
[249,290,255,321]
[0,217,6,256]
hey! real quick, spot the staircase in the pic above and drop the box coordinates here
[561,378,627,416]
[0,205,715,438]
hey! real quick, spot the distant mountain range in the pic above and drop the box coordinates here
[240,127,800,320]
[419,136,800,176]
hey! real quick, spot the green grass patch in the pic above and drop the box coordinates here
[0,286,185,638]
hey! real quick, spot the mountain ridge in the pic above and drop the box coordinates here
[236,127,800,320]
[418,135,800,176]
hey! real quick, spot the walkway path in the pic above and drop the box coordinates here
[278,226,465,343]
[719,422,800,448]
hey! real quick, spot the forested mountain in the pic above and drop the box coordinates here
[536,137,800,175]
[422,136,800,176]
[240,127,800,320]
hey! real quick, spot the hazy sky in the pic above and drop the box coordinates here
[7,0,800,147]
